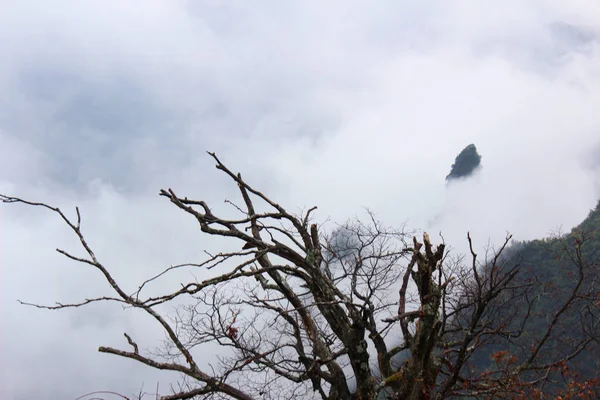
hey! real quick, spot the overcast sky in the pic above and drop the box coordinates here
[1,1,600,399]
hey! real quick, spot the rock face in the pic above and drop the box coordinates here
[445,144,481,182]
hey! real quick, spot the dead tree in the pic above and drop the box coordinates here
[2,152,598,400]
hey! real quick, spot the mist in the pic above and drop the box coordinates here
[1,1,600,398]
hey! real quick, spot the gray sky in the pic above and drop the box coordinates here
[1,1,600,399]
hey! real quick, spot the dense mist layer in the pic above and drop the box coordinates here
[1,1,600,398]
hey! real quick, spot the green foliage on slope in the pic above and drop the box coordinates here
[467,202,600,390]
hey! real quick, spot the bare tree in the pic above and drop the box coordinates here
[2,153,598,400]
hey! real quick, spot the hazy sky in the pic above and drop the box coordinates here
[1,1,600,399]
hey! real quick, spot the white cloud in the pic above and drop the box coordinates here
[1,1,600,398]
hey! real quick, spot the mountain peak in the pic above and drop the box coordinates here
[446,144,482,182]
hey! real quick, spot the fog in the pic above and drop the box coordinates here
[1,1,600,398]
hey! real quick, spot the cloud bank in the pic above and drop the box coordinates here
[1,1,600,398]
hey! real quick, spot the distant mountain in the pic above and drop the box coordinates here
[446,144,481,182]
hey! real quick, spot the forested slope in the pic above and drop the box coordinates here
[465,201,600,394]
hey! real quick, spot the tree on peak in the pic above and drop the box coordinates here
[446,143,482,182]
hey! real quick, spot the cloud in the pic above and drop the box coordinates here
[1,1,600,398]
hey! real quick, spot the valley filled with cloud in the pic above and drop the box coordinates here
[1,1,600,398]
